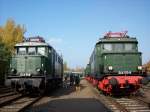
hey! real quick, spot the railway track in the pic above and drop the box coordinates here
[96,93,150,112]
[141,85,150,91]
[114,97,150,112]
[88,80,150,112]
[0,86,14,94]
[131,96,150,108]
[0,86,19,101]
[0,91,18,98]
[0,94,22,107]
[0,95,42,112]
[0,86,43,112]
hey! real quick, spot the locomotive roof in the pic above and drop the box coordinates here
[15,42,62,59]
[96,37,138,44]
[15,42,51,47]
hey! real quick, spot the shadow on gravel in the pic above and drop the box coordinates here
[27,98,111,112]
[45,83,86,98]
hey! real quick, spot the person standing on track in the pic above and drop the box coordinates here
[75,75,80,91]
[64,76,68,88]
[70,74,74,86]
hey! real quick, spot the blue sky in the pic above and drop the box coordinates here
[0,0,150,68]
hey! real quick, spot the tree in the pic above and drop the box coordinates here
[143,61,150,74]
[0,38,6,59]
[0,19,25,85]
[0,19,25,56]
[0,38,9,85]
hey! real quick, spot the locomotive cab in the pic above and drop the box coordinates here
[5,36,63,94]
[100,39,142,75]
[87,31,148,95]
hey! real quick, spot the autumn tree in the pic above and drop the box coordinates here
[0,19,25,56]
[0,19,25,85]
[143,61,150,74]
[0,37,9,85]
[0,39,9,60]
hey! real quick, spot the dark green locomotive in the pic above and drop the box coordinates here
[5,36,63,93]
[84,64,91,76]
[86,32,148,95]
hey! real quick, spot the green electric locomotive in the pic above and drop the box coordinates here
[86,31,148,95]
[85,64,91,76]
[5,36,63,94]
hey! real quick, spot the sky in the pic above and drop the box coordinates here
[0,0,150,68]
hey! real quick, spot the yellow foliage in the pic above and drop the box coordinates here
[143,61,150,74]
[0,19,25,55]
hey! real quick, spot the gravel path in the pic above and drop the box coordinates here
[26,79,110,112]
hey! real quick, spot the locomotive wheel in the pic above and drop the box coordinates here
[109,77,118,86]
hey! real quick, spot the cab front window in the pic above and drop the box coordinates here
[18,47,26,55]
[114,44,123,51]
[103,44,112,51]
[28,47,36,55]
[125,44,133,51]
[37,47,45,55]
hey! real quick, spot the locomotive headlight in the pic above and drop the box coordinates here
[36,68,42,74]
[11,68,15,72]
[108,66,113,71]
[138,66,142,70]
[11,68,17,74]
[36,68,41,72]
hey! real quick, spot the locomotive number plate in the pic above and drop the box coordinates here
[118,71,132,74]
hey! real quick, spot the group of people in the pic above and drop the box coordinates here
[64,74,80,91]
